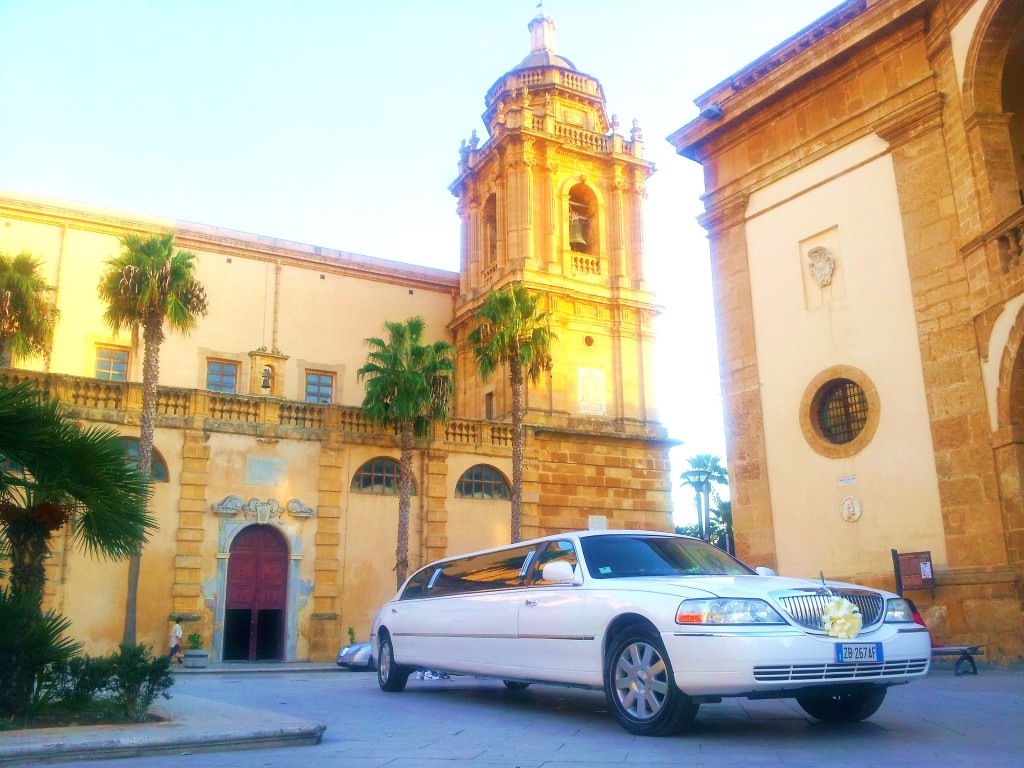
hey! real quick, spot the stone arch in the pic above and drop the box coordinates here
[996,303,1024,427]
[961,0,1024,223]
[993,301,1024,566]
[963,0,1024,116]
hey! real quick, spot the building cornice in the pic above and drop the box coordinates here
[0,192,460,294]
[668,0,934,162]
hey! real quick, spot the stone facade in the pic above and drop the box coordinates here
[0,13,673,661]
[670,0,1023,660]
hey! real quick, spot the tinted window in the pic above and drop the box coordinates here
[429,545,536,597]
[531,540,579,586]
[401,567,435,600]
[580,535,754,579]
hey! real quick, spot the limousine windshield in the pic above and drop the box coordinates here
[580,534,754,579]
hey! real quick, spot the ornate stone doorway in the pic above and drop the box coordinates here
[223,524,287,661]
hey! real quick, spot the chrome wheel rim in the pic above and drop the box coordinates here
[613,641,669,720]
[380,642,392,681]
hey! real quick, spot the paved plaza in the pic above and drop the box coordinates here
[2,663,1021,767]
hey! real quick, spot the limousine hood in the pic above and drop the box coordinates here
[602,575,875,599]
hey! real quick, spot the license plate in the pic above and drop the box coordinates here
[835,642,883,663]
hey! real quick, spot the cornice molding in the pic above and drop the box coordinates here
[698,194,749,236]
[0,194,459,294]
[872,90,945,149]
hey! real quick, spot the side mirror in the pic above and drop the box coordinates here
[542,561,582,585]
[754,566,777,577]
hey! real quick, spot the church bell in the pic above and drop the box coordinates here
[569,214,588,249]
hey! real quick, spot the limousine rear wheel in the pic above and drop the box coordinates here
[377,634,411,693]
[503,680,530,691]
[604,626,699,736]
[795,686,887,722]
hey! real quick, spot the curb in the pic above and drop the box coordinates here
[0,694,326,767]
[0,723,326,766]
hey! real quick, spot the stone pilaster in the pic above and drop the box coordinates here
[424,447,449,564]
[699,193,779,570]
[172,428,210,628]
[308,438,343,662]
[878,84,1008,571]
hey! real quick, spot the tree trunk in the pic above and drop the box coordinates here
[395,421,415,590]
[5,513,52,615]
[122,312,163,645]
[510,360,525,543]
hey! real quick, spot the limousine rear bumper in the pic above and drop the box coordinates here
[665,627,932,696]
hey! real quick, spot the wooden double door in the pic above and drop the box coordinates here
[223,525,287,661]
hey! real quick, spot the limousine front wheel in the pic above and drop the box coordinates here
[604,627,699,736]
[377,634,411,693]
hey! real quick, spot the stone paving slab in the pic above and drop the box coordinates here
[0,693,326,766]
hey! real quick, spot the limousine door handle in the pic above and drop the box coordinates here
[524,599,538,607]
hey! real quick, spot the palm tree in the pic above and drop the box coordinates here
[357,317,454,589]
[0,251,59,366]
[0,379,153,613]
[98,232,208,644]
[467,284,554,543]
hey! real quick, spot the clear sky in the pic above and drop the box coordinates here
[0,0,844,523]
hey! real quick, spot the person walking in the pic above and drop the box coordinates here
[169,616,184,665]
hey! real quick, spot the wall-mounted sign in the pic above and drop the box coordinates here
[891,549,936,596]
[245,456,286,487]
[577,367,606,416]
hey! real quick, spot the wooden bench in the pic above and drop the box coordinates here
[931,644,985,676]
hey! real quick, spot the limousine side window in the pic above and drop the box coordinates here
[530,540,579,586]
[429,544,537,597]
[401,566,436,600]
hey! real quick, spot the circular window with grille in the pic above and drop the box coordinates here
[800,367,880,458]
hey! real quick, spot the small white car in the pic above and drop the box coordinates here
[371,530,931,735]
[336,641,375,670]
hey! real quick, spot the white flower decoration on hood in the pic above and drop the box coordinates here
[822,596,863,639]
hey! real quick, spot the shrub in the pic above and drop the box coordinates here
[0,587,81,718]
[106,643,174,722]
[186,632,203,651]
[41,655,113,710]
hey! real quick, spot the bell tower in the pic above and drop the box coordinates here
[450,10,660,428]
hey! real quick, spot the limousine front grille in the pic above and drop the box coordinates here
[776,591,884,631]
[753,658,929,682]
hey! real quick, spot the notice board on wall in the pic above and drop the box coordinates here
[891,549,935,596]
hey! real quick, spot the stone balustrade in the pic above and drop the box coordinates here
[995,206,1024,275]
[0,369,515,448]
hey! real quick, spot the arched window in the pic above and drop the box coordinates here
[455,464,511,500]
[118,437,169,482]
[351,457,415,495]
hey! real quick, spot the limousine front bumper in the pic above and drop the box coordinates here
[665,626,931,697]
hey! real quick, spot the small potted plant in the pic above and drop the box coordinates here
[183,632,209,668]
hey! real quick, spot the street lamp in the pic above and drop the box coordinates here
[680,468,713,541]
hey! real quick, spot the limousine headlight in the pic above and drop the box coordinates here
[676,598,787,625]
[883,598,915,623]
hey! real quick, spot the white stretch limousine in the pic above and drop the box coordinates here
[371,530,931,735]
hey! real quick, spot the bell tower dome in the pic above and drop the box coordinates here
[449,11,660,429]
